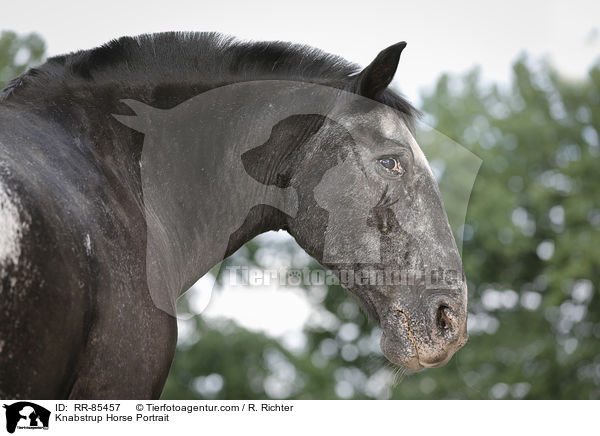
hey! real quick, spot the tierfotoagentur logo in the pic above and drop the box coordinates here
[113,80,481,319]
[2,402,50,433]
[224,265,463,289]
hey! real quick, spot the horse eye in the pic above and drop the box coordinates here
[378,157,404,176]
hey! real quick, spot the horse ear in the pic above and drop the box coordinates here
[112,99,160,133]
[353,42,407,99]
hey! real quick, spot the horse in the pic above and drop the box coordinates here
[0,32,467,399]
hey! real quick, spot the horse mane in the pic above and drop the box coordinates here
[1,32,419,127]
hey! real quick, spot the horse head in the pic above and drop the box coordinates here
[270,43,469,370]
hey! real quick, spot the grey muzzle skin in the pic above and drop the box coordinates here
[379,284,469,371]
[336,264,468,372]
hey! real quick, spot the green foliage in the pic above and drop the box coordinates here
[413,58,600,399]
[0,30,45,89]
[165,57,600,400]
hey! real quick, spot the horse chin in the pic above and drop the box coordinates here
[379,331,423,372]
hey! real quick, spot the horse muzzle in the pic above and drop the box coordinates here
[379,289,468,371]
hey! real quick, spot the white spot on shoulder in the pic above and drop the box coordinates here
[84,233,92,256]
[0,181,26,277]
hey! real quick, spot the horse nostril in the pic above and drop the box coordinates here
[436,305,451,333]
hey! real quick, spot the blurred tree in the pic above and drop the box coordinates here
[0,30,45,89]
[164,57,600,400]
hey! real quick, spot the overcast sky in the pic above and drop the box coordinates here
[2,0,598,336]
[2,0,599,104]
